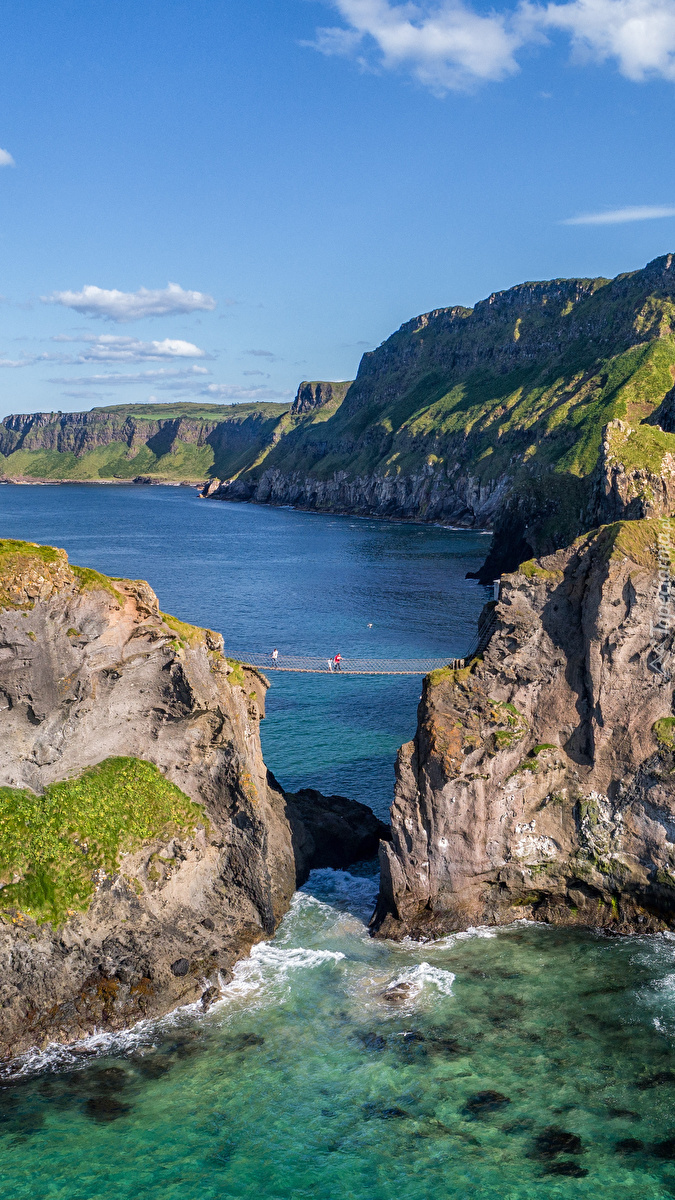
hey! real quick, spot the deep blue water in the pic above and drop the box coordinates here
[0,483,491,815]
[3,485,675,1200]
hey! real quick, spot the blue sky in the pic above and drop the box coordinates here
[1,0,675,418]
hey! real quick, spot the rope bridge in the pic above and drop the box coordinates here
[229,653,462,675]
[229,609,500,677]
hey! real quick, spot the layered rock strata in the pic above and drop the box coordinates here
[0,539,381,1057]
[373,519,675,937]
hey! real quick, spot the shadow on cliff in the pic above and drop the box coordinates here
[537,539,612,768]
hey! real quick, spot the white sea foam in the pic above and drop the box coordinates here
[382,961,456,1003]
[216,940,346,1010]
[1,995,204,1081]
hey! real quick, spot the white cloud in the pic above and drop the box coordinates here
[0,149,15,168]
[47,366,210,388]
[309,0,675,90]
[50,333,208,362]
[562,204,675,223]
[42,282,217,322]
[312,0,522,90]
[535,0,675,82]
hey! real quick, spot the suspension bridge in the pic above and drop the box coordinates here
[229,609,499,676]
[229,653,461,675]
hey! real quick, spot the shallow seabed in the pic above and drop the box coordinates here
[3,868,675,1200]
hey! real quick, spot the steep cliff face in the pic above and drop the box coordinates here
[373,519,675,938]
[209,253,675,580]
[0,539,381,1058]
[0,401,290,483]
[290,381,351,416]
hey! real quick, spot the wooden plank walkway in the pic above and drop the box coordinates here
[228,653,463,675]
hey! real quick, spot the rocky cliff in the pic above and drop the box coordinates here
[0,400,291,484]
[208,254,675,581]
[373,518,675,937]
[0,538,385,1058]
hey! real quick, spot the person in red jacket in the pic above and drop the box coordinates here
[333,653,342,671]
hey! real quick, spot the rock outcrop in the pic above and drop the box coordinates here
[285,788,390,885]
[373,519,675,938]
[290,381,351,416]
[0,538,381,1058]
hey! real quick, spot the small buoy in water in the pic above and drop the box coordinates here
[367,623,373,628]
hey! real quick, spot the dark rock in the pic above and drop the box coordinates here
[653,1138,675,1160]
[85,1095,131,1123]
[531,1127,583,1159]
[357,1032,387,1052]
[132,1055,173,1080]
[170,958,190,977]
[463,1091,511,1117]
[284,787,390,886]
[544,1162,589,1177]
[200,985,220,1009]
[615,1138,644,1154]
[636,1071,675,1089]
[381,981,415,1004]
[222,1032,265,1053]
[362,1102,410,1120]
[201,918,215,932]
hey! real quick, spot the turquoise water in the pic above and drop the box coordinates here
[3,485,675,1198]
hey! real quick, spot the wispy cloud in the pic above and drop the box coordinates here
[202,383,291,401]
[42,283,217,322]
[308,0,675,92]
[246,348,279,359]
[0,149,15,168]
[51,333,209,363]
[0,352,61,368]
[47,366,210,388]
[562,204,675,224]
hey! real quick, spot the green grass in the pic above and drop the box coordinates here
[653,717,675,750]
[160,611,208,648]
[0,757,206,926]
[72,564,125,604]
[0,538,66,610]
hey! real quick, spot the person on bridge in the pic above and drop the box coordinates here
[333,653,342,671]
[271,648,278,663]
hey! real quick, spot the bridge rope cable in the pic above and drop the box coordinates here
[228,609,500,675]
[227,652,463,675]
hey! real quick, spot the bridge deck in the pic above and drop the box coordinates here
[229,653,462,675]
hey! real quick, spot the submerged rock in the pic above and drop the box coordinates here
[463,1091,510,1117]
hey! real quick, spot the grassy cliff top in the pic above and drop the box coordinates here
[0,757,206,925]
[519,517,675,577]
[90,400,291,421]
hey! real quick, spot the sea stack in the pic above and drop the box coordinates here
[373,519,675,938]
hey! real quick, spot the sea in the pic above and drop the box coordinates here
[1,483,675,1199]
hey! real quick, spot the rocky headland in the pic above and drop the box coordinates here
[373,518,675,938]
[207,253,675,582]
[0,538,386,1058]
